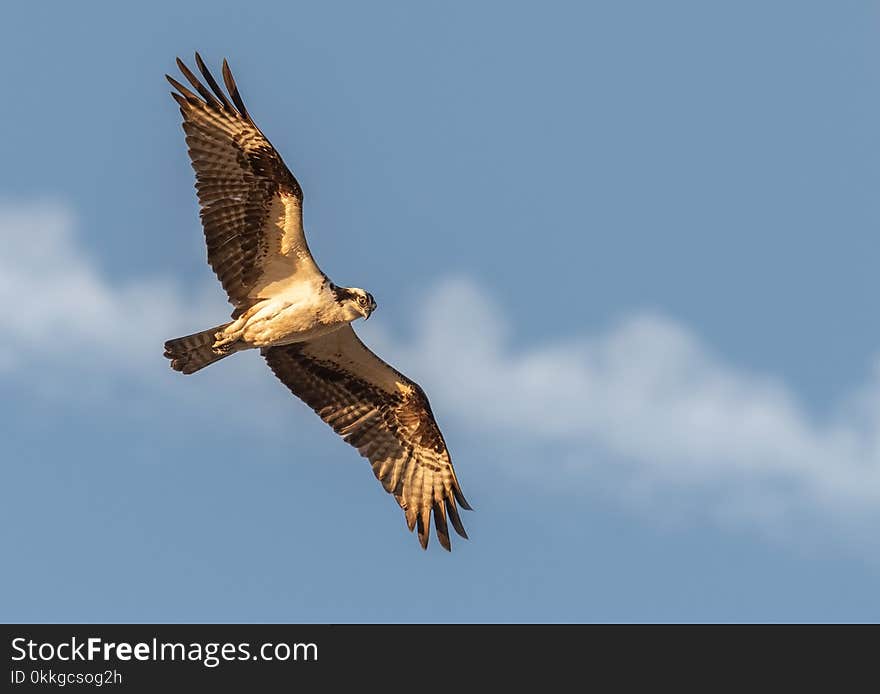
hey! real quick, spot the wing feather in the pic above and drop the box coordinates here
[222,59,252,121]
[194,53,235,112]
[433,500,450,552]
[445,495,468,539]
[176,57,223,109]
[262,325,471,551]
[168,54,322,314]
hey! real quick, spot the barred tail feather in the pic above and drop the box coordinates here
[164,323,232,374]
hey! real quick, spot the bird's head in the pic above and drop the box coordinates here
[336,286,377,322]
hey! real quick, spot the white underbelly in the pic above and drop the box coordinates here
[267,320,347,346]
[239,298,345,347]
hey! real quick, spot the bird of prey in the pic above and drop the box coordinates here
[162,54,471,550]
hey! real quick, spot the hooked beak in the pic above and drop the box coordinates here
[365,298,377,320]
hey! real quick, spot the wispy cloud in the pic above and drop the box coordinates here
[0,201,215,370]
[368,278,880,546]
[5,200,880,549]
[0,201,270,410]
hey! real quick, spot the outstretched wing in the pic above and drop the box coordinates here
[263,326,472,551]
[168,53,323,316]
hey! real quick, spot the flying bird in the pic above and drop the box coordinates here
[163,54,471,550]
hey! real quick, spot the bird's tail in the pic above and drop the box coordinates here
[164,323,233,374]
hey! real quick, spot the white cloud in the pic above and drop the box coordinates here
[369,277,880,545]
[4,200,880,548]
[0,201,216,369]
[0,201,272,412]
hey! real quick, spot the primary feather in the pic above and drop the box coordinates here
[164,54,471,550]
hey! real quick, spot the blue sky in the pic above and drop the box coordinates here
[3,1,880,622]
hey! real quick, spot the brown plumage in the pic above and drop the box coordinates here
[164,322,233,374]
[166,54,316,317]
[263,326,471,551]
[165,55,472,550]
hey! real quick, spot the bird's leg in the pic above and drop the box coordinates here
[212,315,248,353]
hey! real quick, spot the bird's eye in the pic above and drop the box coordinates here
[358,295,367,306]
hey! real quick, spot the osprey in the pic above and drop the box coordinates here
[163,54,471,550]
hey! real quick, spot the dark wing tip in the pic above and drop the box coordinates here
[169,92,191,111]
[416,509,430,550]
[175,56,223,110]
[404,498,464,549]
[446,496,469,539]
[194,52,235,112]
[454,486,473,511]
[434,501,452,551]
[166,74,200,103]
[221,58,251,121]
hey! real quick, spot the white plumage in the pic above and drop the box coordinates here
[163,54,471,550]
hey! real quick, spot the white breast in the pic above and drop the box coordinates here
[240,278,344,347]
